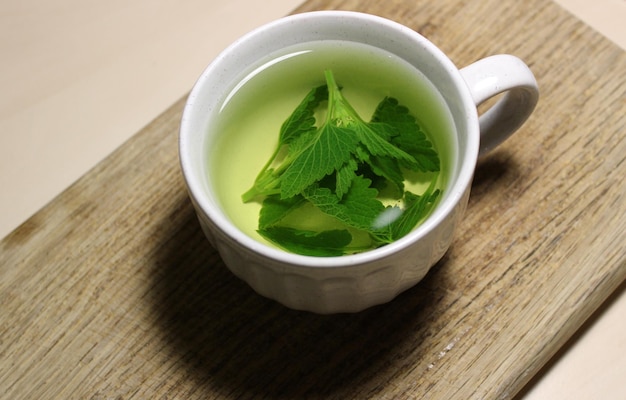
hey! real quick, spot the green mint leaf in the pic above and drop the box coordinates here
[323,70,418,168]
[354,122,417,166]
[335,158,358,199]
[304,175,385,231]
[242,85,328,202]
[258,195,306,229]
[368,155,405,195]
[242,168,281,203]
[375,187,441,242]
[279,84,328,145]
[280,124,359,199]
[258,226,352,257]
[371,97,440,172]
[243,69,442,256]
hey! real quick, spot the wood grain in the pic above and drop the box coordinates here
[1,0,624,399]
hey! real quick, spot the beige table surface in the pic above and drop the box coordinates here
[1,0,624,398]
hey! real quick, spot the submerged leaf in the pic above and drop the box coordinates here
[304,175,385,231]
[374,188,441,243]
[259,195,305,229]
[280,124,359,199]
[335,158,358,199]
[258,227,352,257]
[371,97,440,172]
[280,84,328,144]
[243,69,442,255]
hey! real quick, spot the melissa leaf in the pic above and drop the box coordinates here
[243,69,441,256]
[258,227,352,257]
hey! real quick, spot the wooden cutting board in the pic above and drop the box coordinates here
[1,0,624,398]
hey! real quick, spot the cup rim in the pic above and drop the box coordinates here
[179,10,479,268]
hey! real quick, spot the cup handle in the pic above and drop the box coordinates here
[460,54,539,156]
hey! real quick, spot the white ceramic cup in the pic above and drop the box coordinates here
[179,11,538,313]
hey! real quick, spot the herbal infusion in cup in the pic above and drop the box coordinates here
[209,41,456,256]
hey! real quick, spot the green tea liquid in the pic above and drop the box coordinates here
[208,40,457,248]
